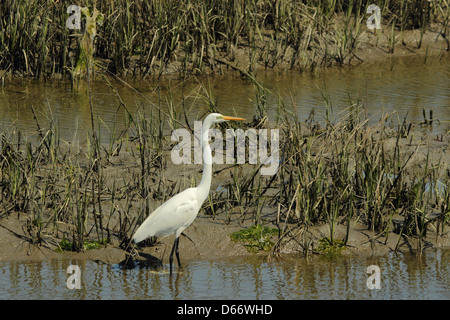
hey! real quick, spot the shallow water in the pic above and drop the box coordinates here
[0,55,449,144]
[1,250,448,299]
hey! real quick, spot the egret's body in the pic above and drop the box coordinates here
[132,113,244,274]
[132,187,202,241]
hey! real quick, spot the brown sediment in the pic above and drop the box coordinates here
[0,208,448,265]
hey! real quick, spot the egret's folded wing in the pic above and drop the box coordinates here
[132,188,199,243]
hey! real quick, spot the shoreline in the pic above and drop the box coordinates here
[1,211,448,265]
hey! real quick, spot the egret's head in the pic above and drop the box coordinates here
[205,113,246,124]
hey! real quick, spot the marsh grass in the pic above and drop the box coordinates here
[0,89,176,251]
[0,0,446,80]
[270,103,448,256]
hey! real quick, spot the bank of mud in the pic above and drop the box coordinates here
[0,209,448,265]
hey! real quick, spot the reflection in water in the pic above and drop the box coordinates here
[0,250,448,299]
[0,55,449,144]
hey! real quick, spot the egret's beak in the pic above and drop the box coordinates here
[222,115,246,121]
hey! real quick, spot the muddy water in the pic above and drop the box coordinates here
[0,55,449,144]
[1,250,448,299]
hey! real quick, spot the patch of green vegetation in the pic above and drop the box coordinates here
[230,224,278,253]
[317,237,346,258]
[56,237,109,252]
[57,236,73,252]
[83,239,108,250]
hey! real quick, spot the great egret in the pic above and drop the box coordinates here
[132,113,245,274]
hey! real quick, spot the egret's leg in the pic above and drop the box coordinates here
[169,237,178,275]
[174,237,182,268]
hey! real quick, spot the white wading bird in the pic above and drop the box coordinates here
[132,113,245,275]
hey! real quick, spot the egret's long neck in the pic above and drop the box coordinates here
[197,121,213,200]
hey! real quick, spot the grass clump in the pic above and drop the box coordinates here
[317,237,346,258]
[57,236,109,252]
[230,224,278,253]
